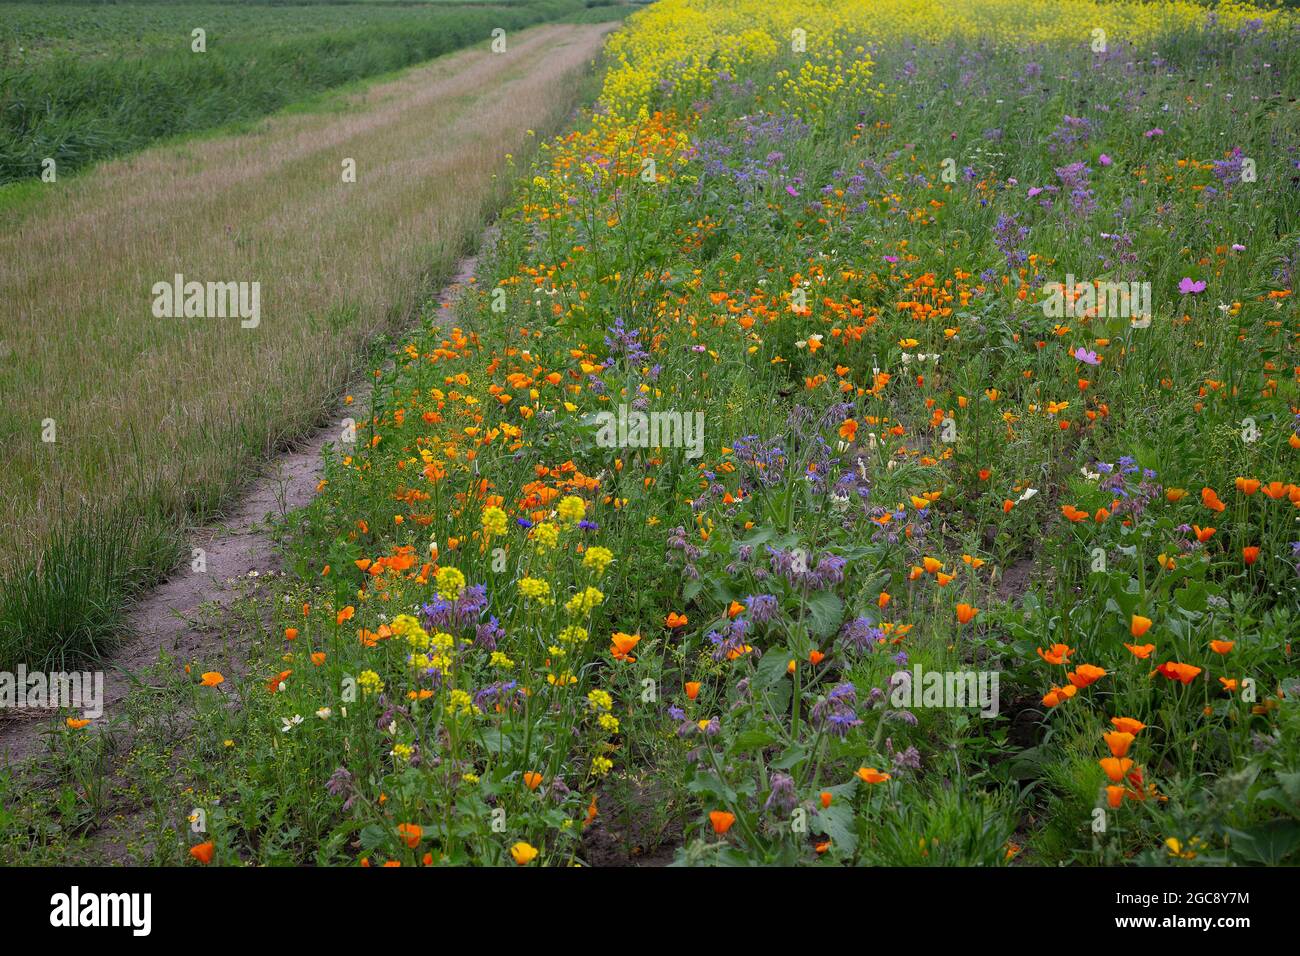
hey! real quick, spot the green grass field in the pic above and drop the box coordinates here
[0,0,601,183]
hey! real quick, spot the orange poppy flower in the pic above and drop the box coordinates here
[66,718,91,729]
[523,772,543,791]
[190,841,215,865]
[709,810,736,834]
[1106,785,1125,808]
[1235,477,1260,495]
[1261,481,1290,500]
[509,841,539,865]
[1111,717,1146,735]
[200,671,225,687]
[684,681,701,700]
[284,627,298,641]
[1192,525,1216,543]
[1209,640,1234,654]
[1036,643,1073,665]
[820,792,832,809]
[665,612,688,629]
[1042,683,1079,707]
[1103,731,1135,758]
[1099,757,1134,782]
[809,650,826,665]
[1068,664,1106,688]
[1242,546,1260,565]
[922,556,943,574]
[955,603,978,625]
[1124,643,1155,659]
[856,767,891,784]
[397,823,422,848]
[1219,677,1239,693]
[609,632,641,661]
[1130,614,1152,638]
[266,669,292,693]
[1156,661,1202,684]
[1200,487,1226,512]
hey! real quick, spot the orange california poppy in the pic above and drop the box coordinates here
[1209,640,1234,655]
[665,612,688,629]
[1036,643,1073,665]
[684,681,701,700]
[1261,481,1290,500]
[609,632,641,661]
[1103,731,1135,758]
[523,772,543,791]
[1111,717,1146,735]
[1068,664,1107,688]
[709,810,736,834]
[1156,661,1202,685]
[1130,614,1152,638]
[1124,643,1156,659]
[955,603,978,625]
[1242,546,1260,565]
[190,842,215,865]
[856,767,891,784]
[397,823,422,848]
[1099,757,1134,782]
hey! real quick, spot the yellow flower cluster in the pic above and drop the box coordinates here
[601,0,1286,121]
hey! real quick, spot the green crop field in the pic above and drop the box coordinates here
[0,0,598,183]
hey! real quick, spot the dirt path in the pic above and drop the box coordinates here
[0,256,481,768]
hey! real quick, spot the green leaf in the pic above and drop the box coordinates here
[805,591,845,640]
[814,802,859,855]
[754,646,792,690]
[1226,821,1300,865]
[730,728,779,753]
[359,823,389,854]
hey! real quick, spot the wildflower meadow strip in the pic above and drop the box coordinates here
[81,0,1300,867]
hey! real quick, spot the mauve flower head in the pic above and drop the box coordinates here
[326,766,353,797]
[764,772,798,815]
[839,616,884,653]
[746,593,779,623]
